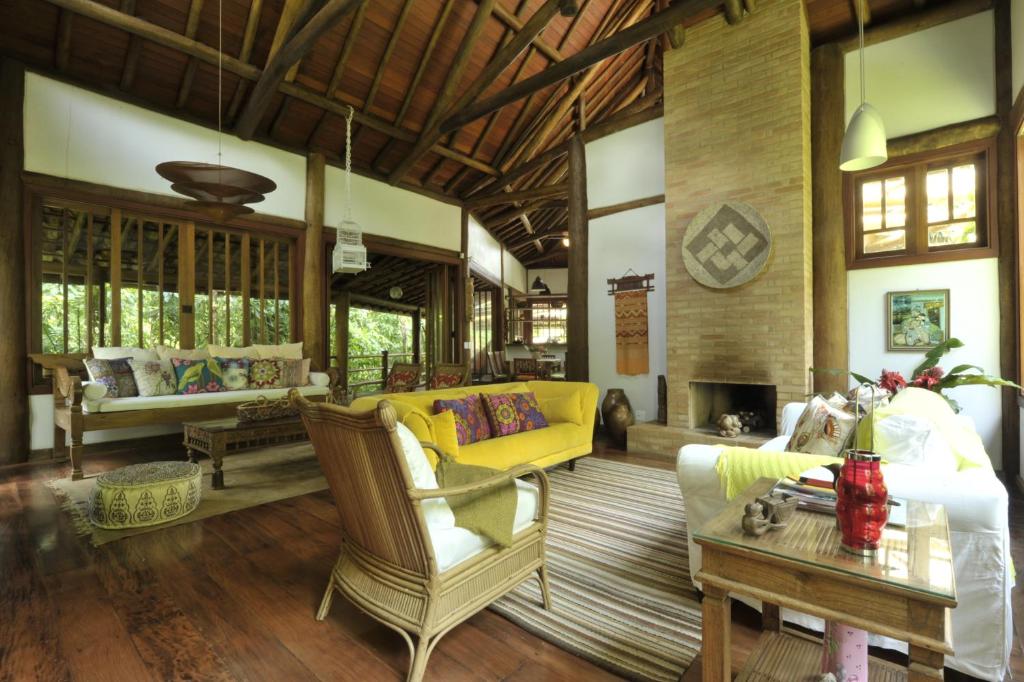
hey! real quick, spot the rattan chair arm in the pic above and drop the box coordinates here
[409,463,550,522]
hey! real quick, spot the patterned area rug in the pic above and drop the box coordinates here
[46,443,327,546]
[490,457,703,681]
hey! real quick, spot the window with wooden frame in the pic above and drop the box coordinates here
[845,139,996,268]
[31,197,297,358]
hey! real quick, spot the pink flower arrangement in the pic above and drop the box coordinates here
[877,370,907,394]
[911,366,944,390]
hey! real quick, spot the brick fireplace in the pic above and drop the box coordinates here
[629,0,812,456]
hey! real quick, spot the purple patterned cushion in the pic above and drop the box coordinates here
[482,393,522,437]
[512,392,549,431]
[84,357,138,398]
[433,395,492,446]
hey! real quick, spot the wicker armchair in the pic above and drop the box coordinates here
[427,362,470,389]
[384,362,423,393]
[290,391,551,682]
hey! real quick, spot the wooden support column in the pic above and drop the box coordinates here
[994,0,1019,475]
[178,221,196,348]
[566,135,588,381]
[335,290,349,393]
[303,152,326,369]
[412,307,422,365]
[0,59,28,465]
[459,208,471,368]
[811,44,848,395]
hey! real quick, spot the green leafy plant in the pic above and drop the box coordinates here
[812,337,1018,412]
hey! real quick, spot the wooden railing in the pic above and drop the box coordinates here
[333,351,423,395]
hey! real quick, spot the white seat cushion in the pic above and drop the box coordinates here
[429,479,540,573]
[83,385,328,413]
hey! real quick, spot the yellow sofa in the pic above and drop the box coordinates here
[350,381,599,471]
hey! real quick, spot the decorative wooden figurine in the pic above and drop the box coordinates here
[741,502,772,536]
[741,492,798,536]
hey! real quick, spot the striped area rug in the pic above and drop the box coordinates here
[490,457,702,681]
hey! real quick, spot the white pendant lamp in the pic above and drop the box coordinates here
[840,1,887,171]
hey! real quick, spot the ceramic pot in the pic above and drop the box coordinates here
[602,389,635,447]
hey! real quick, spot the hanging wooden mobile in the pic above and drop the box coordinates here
[607,269,655,295]
[155,0,275,220]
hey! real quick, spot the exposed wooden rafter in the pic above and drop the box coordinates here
[174,0,206,108]
[234,0,365,140]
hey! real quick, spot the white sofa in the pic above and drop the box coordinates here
[677,402,1012,681]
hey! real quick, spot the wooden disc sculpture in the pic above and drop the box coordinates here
[157,161,276,220]
[681,201,772,289]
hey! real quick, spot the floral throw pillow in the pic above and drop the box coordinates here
[127,359,177,397]
[249,358,283,389]
[171,358,224,395]
[482,393,522,437]
[214,357,250,391]
[386,366,420,393]
[512,392,549,431]
[786,395,857,456]
[84,358,138,399]
[433,395,492,446]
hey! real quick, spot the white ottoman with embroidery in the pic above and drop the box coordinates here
[89,461,202,529]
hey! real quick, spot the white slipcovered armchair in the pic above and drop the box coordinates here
[677,403,1012,681]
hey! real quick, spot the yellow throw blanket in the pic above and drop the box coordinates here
[714,446,841,501]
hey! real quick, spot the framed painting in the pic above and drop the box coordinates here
[886,289,950,351]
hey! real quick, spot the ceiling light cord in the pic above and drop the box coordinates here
[858,0,865,106]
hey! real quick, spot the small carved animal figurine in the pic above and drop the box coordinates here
[757,492,799,527]
[741,501,771,536]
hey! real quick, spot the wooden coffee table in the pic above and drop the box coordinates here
[693,478,957,681]
[182,417,309,490]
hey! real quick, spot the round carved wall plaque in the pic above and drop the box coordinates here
[681,201,772,289]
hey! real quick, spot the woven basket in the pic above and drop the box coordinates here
[237,395,299,422]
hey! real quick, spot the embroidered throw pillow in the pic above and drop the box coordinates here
[786,395,858,456]
[512,392,549,431]
[171,358,224,395]
[482,393,522,437]
[249,358,285,389]
[214,357,251,391]
[127,358,177,397]
[84,358,139,399]
[433,395,492,446]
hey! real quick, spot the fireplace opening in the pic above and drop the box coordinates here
[688,381,778,438]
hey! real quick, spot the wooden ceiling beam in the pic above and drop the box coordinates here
[465,182,567,210]
[305,0,367,146]
[56,10,74,72]
[174,0,206,108]
[387,0,497,184]
[226,0,264,121]
[235,0,365,140]
[117,0,140,90]
[363,0,414,116]
[442,0,720,134]
[490,2,564,62]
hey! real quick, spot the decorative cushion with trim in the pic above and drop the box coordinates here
[171,358,225,395]
[92,346,159,362]
[84,358,139,399]
[249,358,285,389]
[786,394,858,456]
[429,410,460,464]
[482,393,522,437]
[127,358,177,397]
[214,357,251,391]
[207,344,258,360]
[433,395,492,446]
[251,342,303,360]
[430,367,466,390]
[513,392,549,431]
[538,392,580,425]
[156,344,210,362]
[386,366,421,392]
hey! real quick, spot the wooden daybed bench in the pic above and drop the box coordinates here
[31,354,336,480]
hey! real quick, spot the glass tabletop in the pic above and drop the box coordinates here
[693,478,956,604]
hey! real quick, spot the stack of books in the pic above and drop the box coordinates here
[772,478,837,515]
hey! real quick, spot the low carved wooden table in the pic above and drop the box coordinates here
[693,478,957,682]
[182,417,309,490]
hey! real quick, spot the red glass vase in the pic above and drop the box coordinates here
[835,449,888,556]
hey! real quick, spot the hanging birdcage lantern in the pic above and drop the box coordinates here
[333,105,369,274]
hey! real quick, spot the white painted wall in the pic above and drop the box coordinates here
[588,204,667,423]
[584,118,667,423]
[845,11,996,139]
[24,73,306,220]
[324,167,460,252]
[503,250,527,293]
[1013,0,1024,103]
[466,215,503,281]
[586,118,665,209]
[527,268,568,294]
[847,259,1003,468]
